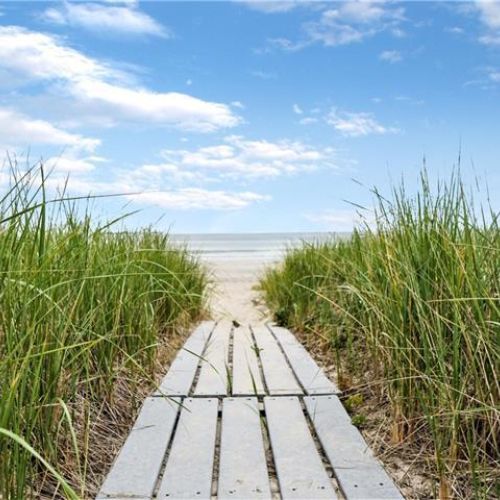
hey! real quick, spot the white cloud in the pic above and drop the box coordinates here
[0,26,240,132]
[258,1,406,51]
[379,49,402,63]
[489,70,500,82]
[395,95,424,105]
[0,107,99,151]
[476,1,500,29]
[39,163,269,211]
[128,189,269,210]
[472,1,500,45]
[160,135,337,179]
[250,69,277,79]
[42,1,168,37]
[292,103,303,115]
[242,1,299,14]
[323,1,388,24]
[299,117,318,125]
[231,101,245,109]
[0,26,114,82]
[46,154,108,174]
[479,33,500,45]
[304,208,374,231]
[446,26,464,35]
[326,109,398,137]
[70,79,241,132]
[301,1,405,48]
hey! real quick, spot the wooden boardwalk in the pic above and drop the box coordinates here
[97,321,403,500]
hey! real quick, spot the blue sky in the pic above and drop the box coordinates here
[0,1,499,233]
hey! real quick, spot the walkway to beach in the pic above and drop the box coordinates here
[97,321,403,499]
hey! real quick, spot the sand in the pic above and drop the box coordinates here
[204,257,276,324]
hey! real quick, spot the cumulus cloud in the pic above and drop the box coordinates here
[0,26,240,132]
[304,208,374,231]
[127,189,269,210]
[326,109,399,137]
[241,1,299,14]
[379,49,402,63]
[262,0,405,51]
[292,103,303,114]
[43,169,269,211]
[42,1,168,37]
[489,70,500,82]
[299,117,318,125]
[250,69,277,79]
[465,1,500,45]
[0,107,99,151]
[160,135,337,179]
[45,154,108,174]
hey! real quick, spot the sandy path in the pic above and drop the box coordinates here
[204,258,275,324]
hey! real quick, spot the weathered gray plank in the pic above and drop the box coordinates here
[232,327,266,396]
[155,321,215,396]
[97,397,180,499]
[304,395,351,426]
[252,326,301,395]
[218,398,271,499]
[305,395,403,499]
[194,321,231,396]
[270,325,339,395]
[264,397,337,499]
[157,397,219,499]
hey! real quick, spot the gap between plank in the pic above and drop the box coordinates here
[188,321,218,396]
[210,399,224,498]
[249,325,270,396]
[151,397,185,499]
[264,323,306,394]
[258,401,281,499]
[298,397,344,499]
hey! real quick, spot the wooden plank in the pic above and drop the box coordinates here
[218,398,271,499]
[264,397,337,499]
[194,321,231,396]
[304,395,351,426]
[97,396,180,499]
[232,327,266,396]
[252,326,302,395]
[157,397,219,499]
[270,325,339,395]
[155,321,215,396]
[304,395,403,499]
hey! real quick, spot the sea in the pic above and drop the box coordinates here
[169,232,348,262]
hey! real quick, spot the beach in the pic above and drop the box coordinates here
[169,233,336,323]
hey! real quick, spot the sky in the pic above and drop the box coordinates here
[0,0,499,233]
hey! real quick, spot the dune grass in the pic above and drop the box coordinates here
[0,166,208,498]
[261,171,499,498]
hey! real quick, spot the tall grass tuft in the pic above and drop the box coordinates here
[261,170,499,498]
[0,164,207,498]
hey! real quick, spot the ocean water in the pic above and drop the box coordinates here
[169,232,348,262]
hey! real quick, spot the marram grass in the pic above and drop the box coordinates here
[0,166,207,498]
[261,171,499,498]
